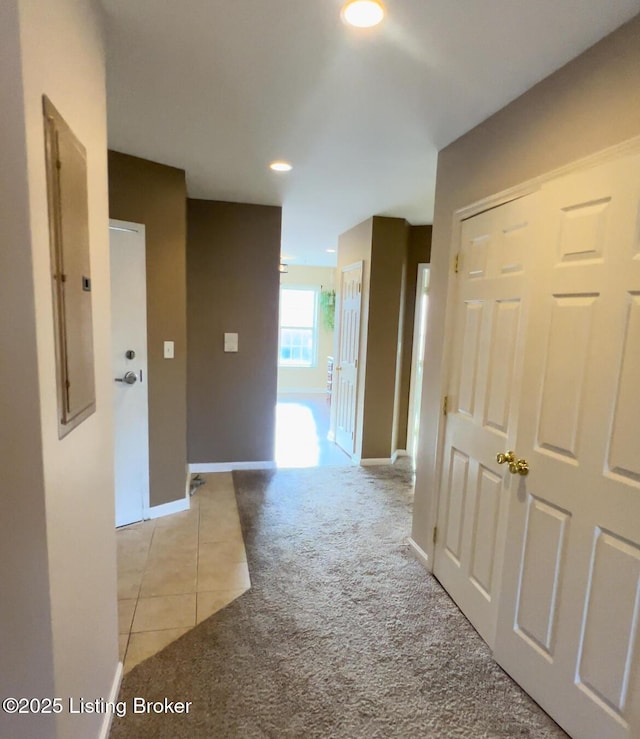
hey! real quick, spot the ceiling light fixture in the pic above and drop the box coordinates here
[270,161,293,172]
[341,0,385,28]
[326,248,336,253]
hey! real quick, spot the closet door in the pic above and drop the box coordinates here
[433,194,538,646]
[495,153,640,739]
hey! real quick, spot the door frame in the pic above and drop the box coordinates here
[407,264,430,462]
[334,260,364,458]
[109,218,150,525]
[423,133,640,574]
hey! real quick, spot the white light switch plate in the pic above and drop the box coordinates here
[224,333,238,352]
[163,341,175,359]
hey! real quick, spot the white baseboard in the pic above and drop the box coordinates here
[360,450,409,466]
[407,537,432,572]
[98,660,123,739]
[145,496,190,520]
[391,449,408,464]
[188,461,276,473]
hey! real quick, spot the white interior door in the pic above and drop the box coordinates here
[494,153,640,739]
[110,220,149,528]
[335,261,363,456]
[407,265,429,461]
[434,194,538,646]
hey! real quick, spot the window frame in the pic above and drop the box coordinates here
[278,285,319,369]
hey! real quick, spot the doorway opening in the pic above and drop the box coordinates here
[407,264,430,463]
[275,266,351,468]
[110,219,150,527]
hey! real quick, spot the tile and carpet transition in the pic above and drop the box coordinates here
[110,462,567,738]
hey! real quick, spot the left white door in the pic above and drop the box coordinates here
[110,220,149,528]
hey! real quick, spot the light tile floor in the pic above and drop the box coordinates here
[116,472,250,673]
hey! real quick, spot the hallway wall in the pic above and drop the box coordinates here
[108,151,189,507]
[187,199,281,464]
[1,1,119,737]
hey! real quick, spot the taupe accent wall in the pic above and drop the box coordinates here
[187,199,281,463]
[412,13,640,555]
[108,151,188,507]
[336,216,424,460]
[361,217,409,459]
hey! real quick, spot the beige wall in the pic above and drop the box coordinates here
[1,1,119,737]
[277,265,336,394]
[0,3,57,736]
[187,199,282,464]
[108,151,189,507]
[412,14,640,556]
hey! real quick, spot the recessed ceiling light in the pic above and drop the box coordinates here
[270,161,293,172]
[341,0,385,28]
[326,248,337,253]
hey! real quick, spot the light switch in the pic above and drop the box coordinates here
[163,341,175,359]
[224,333,239,352]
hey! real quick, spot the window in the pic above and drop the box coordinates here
[279,287,318,367]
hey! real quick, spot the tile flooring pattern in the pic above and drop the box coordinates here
[117,473,250,673]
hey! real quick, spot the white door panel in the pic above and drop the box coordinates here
[435,195,538,646]
[436,150,640,738]
[494,153,640,739]
[110,221,149,528]
[335,261,363,456]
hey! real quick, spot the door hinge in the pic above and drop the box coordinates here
[443,395,449,415]
[454,253,460,274]
[433,526,438,545]
[354,358,358,369]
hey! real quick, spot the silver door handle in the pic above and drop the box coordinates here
[115,371,138,385]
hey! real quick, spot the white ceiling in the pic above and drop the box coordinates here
[102,0,640,266]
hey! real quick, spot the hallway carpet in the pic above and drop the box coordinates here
[110,464,566,738]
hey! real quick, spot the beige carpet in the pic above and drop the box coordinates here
[110,463,567,738]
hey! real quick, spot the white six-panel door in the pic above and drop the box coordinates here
[434,195,538,645]
[436,148,640,738]
[335,261,363,457]
[494,153,640,739]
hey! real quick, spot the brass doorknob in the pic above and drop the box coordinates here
[496,451,515,465]
[511,459,529,476]
[497,451,529,476]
